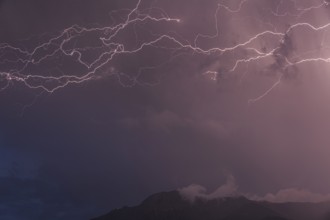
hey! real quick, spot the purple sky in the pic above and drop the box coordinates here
[1,0,330,219]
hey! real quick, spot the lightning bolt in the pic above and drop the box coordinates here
[1,0,330,103]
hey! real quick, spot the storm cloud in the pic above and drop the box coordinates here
[2,0,330,219]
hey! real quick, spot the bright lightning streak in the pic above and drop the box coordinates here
[1,0,330,103]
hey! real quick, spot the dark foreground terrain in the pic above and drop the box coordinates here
[92,191,330,220]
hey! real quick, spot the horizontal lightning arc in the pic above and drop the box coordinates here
[0,0,330,102]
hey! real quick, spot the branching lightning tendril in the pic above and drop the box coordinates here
[1,0,330,103]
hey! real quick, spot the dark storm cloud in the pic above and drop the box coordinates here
[2,0,330,219]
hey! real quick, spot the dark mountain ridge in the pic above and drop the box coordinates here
[92,191,330,220]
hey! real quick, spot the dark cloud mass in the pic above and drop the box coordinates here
[1,0,330,219]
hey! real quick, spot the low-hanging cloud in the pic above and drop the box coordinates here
[179,174,238,202]
[249,188,330,203]
[179,174,330,203]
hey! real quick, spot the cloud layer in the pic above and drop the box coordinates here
[179,174,238,202]
[179,174,330,203]
[2,0,330,219]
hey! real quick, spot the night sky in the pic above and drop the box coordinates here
[2,0,330,219]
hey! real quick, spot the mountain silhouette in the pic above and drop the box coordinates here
[92,190,330,220]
